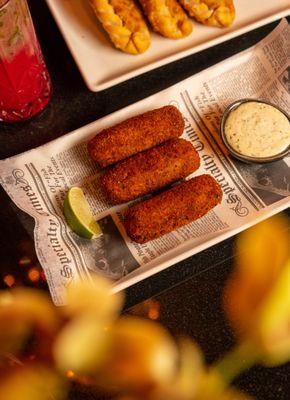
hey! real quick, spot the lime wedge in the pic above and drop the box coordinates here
[63,187,102,239]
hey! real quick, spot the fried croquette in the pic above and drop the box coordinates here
[124,174,222,243]
[101,138,200,204]
[88,105,185,168]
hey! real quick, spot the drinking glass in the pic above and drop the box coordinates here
[0,0,51,123]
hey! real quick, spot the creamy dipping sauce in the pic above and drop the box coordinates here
[224,102,290,158]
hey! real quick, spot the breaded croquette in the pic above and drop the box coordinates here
[88,105,185,168]
[89,0,150,54]
[101,138,200,204]
[124,174,222,243]
[139,0,193,39]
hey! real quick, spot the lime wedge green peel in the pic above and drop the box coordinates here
[63,187,102,239]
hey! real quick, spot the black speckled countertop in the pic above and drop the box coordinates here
[0,2,289,399]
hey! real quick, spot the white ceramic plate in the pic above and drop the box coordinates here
[45,0,289,91]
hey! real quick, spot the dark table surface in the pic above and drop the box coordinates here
[0,2,289,399]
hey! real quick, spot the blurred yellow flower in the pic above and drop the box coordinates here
[0,288,59,361]
[54,276,124,375]
[117,367,253,400]
[217,388,253,400]
[257,259,290,365]
[146,339,204,400]
[53,314,110,374]
[63,276,124,321]
[224,215,290,365]
[195,370,254,400]
[0,365,67,400]
[1,218,289,400]
[92,317,178,392]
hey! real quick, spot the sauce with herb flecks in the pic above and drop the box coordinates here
[224,102,290,158]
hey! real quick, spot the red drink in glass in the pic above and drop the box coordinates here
[0,0,51,123]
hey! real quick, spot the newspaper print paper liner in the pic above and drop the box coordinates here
[0,20,289,305]
[45,0,290,91]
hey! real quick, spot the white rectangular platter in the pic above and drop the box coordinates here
[45,0,289,92]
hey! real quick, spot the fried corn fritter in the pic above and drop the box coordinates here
[125,174,222,243]
[139,0,193,39]
[101,138,200,204]
[89,0,150,54]
[88,105,185,168]
[179,0,235,27]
